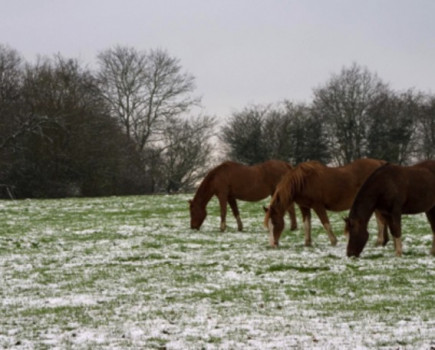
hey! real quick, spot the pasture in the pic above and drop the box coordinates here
[0,194,434,349]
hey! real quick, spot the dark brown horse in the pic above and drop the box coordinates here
[264,158,386,247]
[189,160,298,232]
[346,161,435,257]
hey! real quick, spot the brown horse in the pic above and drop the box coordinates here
[346,161,435,257]
[264,158,386,247]
[189,160,298,232]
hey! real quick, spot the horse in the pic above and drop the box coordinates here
[345,161,435,257]
[189,160,298,232]
[264,158,386,247]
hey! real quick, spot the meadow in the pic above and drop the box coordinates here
[0,194,434,349]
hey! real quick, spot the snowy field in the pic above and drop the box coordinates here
[0,194,434,349]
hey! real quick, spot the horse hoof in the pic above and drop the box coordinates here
[290,226,298,231]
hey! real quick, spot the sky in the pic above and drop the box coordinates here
[1,0,435,119]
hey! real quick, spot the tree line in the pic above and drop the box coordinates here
[222,64,435,166]
[1,44,434,199]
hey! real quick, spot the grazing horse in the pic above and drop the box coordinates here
[346,161,435,257]
[189,160,298,232]
[264,158,386,247]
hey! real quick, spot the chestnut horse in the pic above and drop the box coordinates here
[189,160,298,232]
[264,158,386,247]
[346,161,435,257]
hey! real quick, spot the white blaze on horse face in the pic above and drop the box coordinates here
[268,219,275,246]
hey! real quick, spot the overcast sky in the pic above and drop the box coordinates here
[1,0,435,118]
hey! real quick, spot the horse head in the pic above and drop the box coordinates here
[189,199,207,230]
[345,217,369,257]
[265,196,286,248]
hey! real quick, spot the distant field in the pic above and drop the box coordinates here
[0,194,434,349]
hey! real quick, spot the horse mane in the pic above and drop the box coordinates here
[270,161,325,212]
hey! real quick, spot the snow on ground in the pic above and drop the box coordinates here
[0,194,434,349]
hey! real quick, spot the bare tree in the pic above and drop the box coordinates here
[221,102,330,165]
[261,105,293,161]
[283,102,330,164]
[221,105,269,164]
[312,63,389,164]
[97,46,200,152]
[0,45,23,198]
[0,45,25,151]
[416,94,435,160]
[156,116,216,193]
[366,90,420,164]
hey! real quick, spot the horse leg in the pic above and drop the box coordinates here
[217,195,227,232]
[424,207,435,256]
[313,206,337,246]
[287,202,298,231]
[300,207,312,247]
[374,211,389,247]
[386,214,402,257]
[228,197,243,231]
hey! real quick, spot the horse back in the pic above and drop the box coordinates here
[296,159,383,211]
[413,160,435,174]
[363,162,435,214]
[210,160,291,201]
[401,163,435,213]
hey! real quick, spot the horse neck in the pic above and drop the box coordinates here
[192,177,215,208]
[349,187,378,226]
[271,169,304,212]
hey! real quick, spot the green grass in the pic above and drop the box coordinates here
[0,194,434,349]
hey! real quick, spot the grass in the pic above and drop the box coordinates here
[0,194,434,349]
